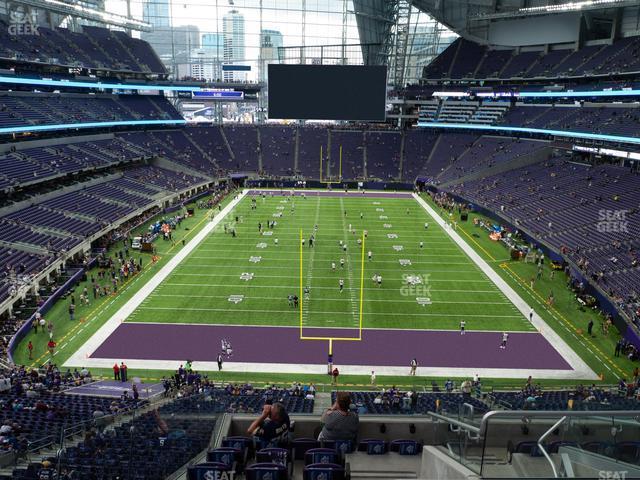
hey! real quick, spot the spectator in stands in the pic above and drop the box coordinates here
[246,402,290,443]
[317,391,359,442]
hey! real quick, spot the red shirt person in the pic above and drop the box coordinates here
[113,363,120,381]
[47,339,56,356]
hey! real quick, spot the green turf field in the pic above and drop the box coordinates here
[127,193,533,334]
[12,189,635,388]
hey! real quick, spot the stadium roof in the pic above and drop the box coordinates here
[411,0,640,44]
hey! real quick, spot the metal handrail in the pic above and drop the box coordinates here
[428,411,481,435]
[478,409,640,437]
[537,415,567,478]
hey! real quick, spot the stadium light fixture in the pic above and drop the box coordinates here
[518,0,626,14]
[471,0,634,20]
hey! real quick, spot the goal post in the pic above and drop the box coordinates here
[319,145,343,184]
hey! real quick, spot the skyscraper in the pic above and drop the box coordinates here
[222,9,245,81]
[202,33,224,58]
[142,0,170,29]
[141,0,172,60]
[260,29,283,83]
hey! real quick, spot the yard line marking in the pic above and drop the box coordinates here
[136,306,523,319]
[178,263,480,272]
[163,282,502,293]
[301,196,322,327]
[151,293,513,305]
[189,252,466,259]
[168,272,499,283]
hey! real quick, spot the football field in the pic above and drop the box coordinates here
[65,190,597,379]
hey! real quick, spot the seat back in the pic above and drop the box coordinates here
[206,447,240,467]
[548,441,578,454]
[358,438,387,455]
[514,441,543,457]
[303,463,345,480]
[390,439,422,455]
[305,448,339,466]
[322,439,354,457]
[256,447,290,466]
[292,438,321,460]
[222,436,252,451]
[615,441,640,463]
[245,462,288,480]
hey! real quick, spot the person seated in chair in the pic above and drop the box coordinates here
[317,392,359,443]
[247,402,290,443]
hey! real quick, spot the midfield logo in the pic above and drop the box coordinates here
[376,208,384,212]
[256,243,267,249]
[379,215,388,220]
[262,231,273,236]
[383,224,392,228]
[399,259,411,266]
[387,233,398,239]
[249,256,262,263]
[393,245,403,251]
[228,295,244,304]
[240,272,254,281]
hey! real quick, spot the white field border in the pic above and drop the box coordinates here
[65,189,598,380]
[412,193,597,380]
[64,189,249,368]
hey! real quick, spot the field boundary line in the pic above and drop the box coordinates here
[63,190,249,366]
[413,193,598,380]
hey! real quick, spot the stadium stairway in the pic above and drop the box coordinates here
[217,126,236,164]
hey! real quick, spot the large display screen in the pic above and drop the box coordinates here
[268,64,386,121]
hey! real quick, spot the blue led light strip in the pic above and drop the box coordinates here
[417,122,640,146]
[0,119,187,135]
[0,76,202,92]
[518,89,640,98]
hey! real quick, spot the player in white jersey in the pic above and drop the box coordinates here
[339,279,344,293]
[500,332,509,349]
[460,320,466,335]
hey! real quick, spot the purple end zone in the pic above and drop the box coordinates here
[64,380,164,399]
[90,323,571,370]
[247,190,413,199]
